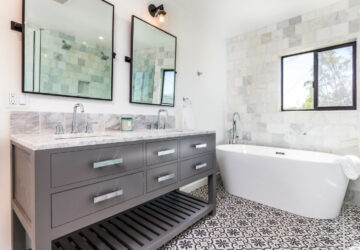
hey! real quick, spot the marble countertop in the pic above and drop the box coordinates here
[11,130,216,151]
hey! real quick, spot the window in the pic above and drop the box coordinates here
[281,42,356,111]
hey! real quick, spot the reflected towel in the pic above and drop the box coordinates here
[337,155,360,180]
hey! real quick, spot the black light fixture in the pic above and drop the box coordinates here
[148,4,166,22]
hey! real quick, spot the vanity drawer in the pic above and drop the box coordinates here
[51,144,144,187]
[146,140,178,166]
[51,172,144,227]
[180,135,215,158]
[180,154,214,180]
[147,163,178,192]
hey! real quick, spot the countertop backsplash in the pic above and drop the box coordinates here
[10,111,176,135]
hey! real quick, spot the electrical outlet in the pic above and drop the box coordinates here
[9,93,17,106]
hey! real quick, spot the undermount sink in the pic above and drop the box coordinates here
[53,133,112,140]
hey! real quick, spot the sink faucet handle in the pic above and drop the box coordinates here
[86,121,98,134]
[55,122,64,135]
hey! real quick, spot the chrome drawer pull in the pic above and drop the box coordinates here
[93,158,123,169]
[195,143,207,149]
[93,189,123,204]
[195,163,207,170]
[158,173,175,183]
[158,149,176,157]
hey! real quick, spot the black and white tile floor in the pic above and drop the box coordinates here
[162,183,360,250]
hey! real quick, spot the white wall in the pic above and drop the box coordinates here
[0,0,226,248]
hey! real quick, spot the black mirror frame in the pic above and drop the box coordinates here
[129,15,177,107]
[21,0,115,101]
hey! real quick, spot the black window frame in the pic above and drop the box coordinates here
[161,69,176,106]
[281,41,357,111]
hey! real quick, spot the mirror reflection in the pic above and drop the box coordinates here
[131,16,177,106]
[23,0,114,100]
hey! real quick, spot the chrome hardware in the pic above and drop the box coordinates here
[231,112,241,144]
[195,163,207,170]
[72,103,85,134]
[195,143,207,149]
[93,158,123,169]
[157,109,168,130]
[157,173,175,183]
[158,149,175,157]
[55,122,64,135]
[93,189,123,204]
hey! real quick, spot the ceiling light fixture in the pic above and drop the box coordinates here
[98,36,104,40]
[148,4,167,22]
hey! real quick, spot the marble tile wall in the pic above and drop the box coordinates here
[226,0,360,202]
[10,111,175,135]
[227,0,360,154]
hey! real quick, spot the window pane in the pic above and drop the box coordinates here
[318,46,353,107]
[283,52,314,110]
[161,70,175,105]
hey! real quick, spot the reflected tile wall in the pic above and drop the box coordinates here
[10,111,176,135]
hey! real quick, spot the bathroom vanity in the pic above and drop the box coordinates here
[11,131,216,250]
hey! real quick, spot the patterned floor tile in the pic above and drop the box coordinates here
[161,183,360,250]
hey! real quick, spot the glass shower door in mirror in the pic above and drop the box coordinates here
[130,16,177,106]
[23,0,114,100]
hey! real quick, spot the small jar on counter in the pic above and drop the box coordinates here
[121,115,134,131]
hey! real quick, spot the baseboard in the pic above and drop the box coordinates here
[180,172,221,193]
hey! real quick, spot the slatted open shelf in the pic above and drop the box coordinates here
[52,191,213,250]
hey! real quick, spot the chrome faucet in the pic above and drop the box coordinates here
[72,103,84,134]
[157,109,168,130]
[231,112,241,144]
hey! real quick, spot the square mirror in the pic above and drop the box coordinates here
[130,16,177,106]
[23,0,114,100]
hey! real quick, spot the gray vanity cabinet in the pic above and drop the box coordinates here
[11,133,216,250]
[52,172,145,227]
[51,143,145,187]
[146,163,178,192]
[146,139,178,165]
[180,154,214,180]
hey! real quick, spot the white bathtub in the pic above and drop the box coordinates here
[216,144,349,219]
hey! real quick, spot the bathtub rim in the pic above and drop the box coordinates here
[216,143,341,164]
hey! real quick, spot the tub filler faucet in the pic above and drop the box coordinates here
[231,112,240,144]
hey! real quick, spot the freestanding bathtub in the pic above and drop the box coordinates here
[216,144,349,219]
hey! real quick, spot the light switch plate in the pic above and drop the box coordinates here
[9,93,18,106]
